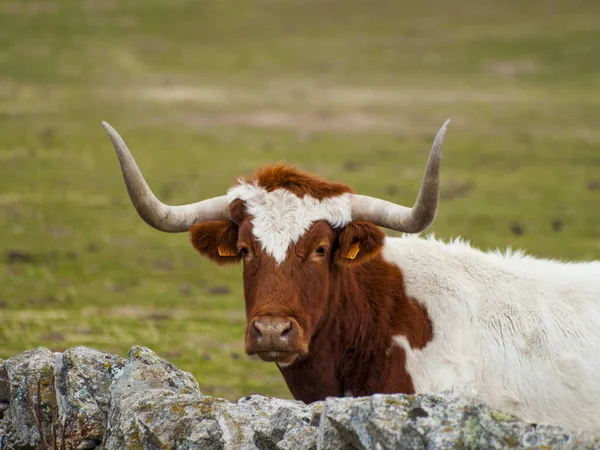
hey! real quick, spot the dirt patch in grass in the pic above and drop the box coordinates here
[482,59,539,79]
[190,111,406,133]
[84,306,191,320]
[0,1,57,15]
[133,84,552,133]
[0,193,113,206]
[133,85,529,106]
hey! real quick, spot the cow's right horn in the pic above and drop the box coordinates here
[102,122,230,232]
[350,119,449,233]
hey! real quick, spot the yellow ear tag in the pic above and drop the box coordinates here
[344,242,360,260]
[218,246,237,257]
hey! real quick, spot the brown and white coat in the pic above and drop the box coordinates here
[103,121,600,432]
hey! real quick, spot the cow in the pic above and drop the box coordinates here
[102,120,600,431]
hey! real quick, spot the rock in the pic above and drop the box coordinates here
[0,357,12,446]
[0,359,9,402]
[111,346,201,399]
[102,345,202,449]
[318,394,378,449]
[1,346,599,449]
[0,410,15,448]
[111,392,226,449]
[277,424,319,450]
[318,393,600,450]
[221,395,318,449]
[54,346,126,442]
[106,393,320,449]
[3,347,56,449]
[102,347,319,449]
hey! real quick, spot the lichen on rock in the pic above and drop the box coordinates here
[0,346,599,450]
[3,347,56,449]
[54,346,126,443]
[0,358,9,403]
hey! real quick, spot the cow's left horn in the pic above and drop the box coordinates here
[102,122,230,232]
[350,119,449,233]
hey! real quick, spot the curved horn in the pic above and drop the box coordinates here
[102,122,229,232]
[350,119,449,233]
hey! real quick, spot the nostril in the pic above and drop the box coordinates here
[252,321,262,337]
[280,321,293,337]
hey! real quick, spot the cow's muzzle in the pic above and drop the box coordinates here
[245,315,306,366]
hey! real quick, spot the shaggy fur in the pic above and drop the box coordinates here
[189,163,600,432]
[190,220,241,265]
[384,234,600,431]
[245,163,353,199]
[234,218,432,402]
[227,180,352,264]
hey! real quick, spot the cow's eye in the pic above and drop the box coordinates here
[238,246,250,258]
[315,246,327,257]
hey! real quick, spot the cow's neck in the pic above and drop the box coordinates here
[279,254,432,403]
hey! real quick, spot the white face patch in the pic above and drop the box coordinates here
[227,181,352,263]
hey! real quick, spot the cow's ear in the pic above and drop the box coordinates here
[335,221,385,265]
[190,220,241,265]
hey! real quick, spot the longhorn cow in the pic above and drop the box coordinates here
[102,120,600,431]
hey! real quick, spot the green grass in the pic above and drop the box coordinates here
[1,0,599,400]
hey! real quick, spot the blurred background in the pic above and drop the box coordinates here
[1,0,599,400]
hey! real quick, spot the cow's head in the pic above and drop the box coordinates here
[188,165,391,366]
[102,120,449,367]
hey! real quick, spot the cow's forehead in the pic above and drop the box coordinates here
[227,181,352,263]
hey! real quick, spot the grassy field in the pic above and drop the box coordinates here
[1,0,599,400]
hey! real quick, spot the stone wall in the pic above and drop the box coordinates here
[0,346,597,449]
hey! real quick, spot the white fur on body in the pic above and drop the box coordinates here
[226,184,600,430]
[384,235,600,431]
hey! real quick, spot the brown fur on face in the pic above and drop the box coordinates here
[240,220,336,361]
[190,220,241,265]
[335,221,386,265]
[279,244,433,402]
[236,217,434,403]
[228,198,248,225]
[243,163,354,200]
